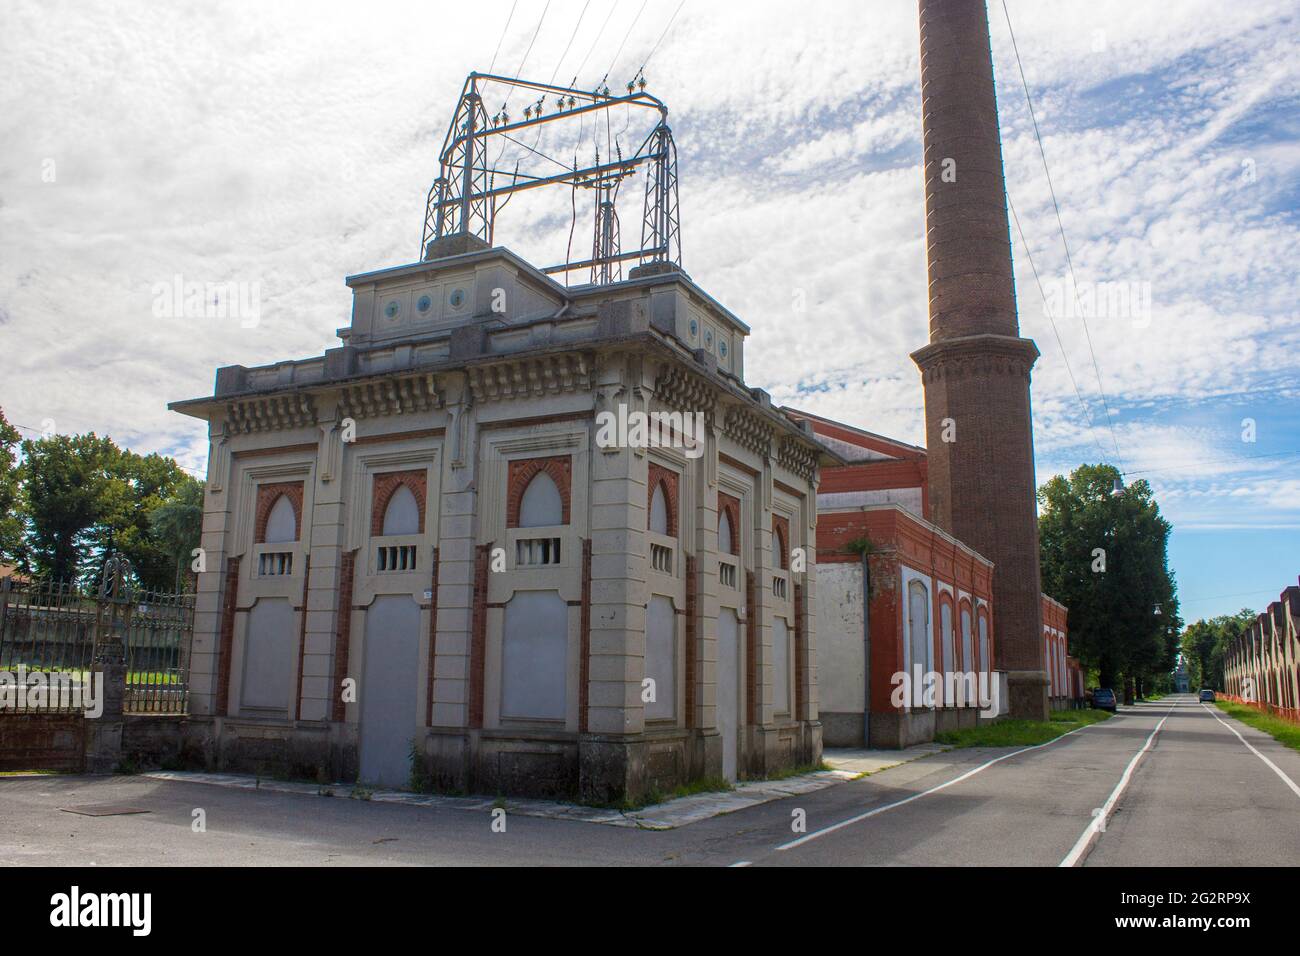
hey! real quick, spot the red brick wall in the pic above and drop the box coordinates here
[331,550,356,723]
[717,492,741,555]
[215,555,240,716]
[253,481,304,543]
[506,456,572,528]
[370,469,427,536]
[647,462,679,536]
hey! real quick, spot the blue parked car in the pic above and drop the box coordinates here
[1199,688,1215,702]
[1092,688,1117,712]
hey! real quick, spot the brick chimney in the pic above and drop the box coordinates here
[910,0,1049,718]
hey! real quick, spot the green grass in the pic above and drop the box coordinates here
[935,708,1112,748]
[1215,701,1300,753]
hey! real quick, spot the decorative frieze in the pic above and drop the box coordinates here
[778,435,820,484]
[340,372,443,420]
[653,363,716,423]
[466,353,593,403]
[225,393,317,434]
[723,404,773,459]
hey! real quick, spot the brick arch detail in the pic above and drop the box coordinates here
[647,462,679,537]
[717,492,741,556]
[772,514,790,569]
[254,481,304,544]
[370,469,428,536]
[506,455,572,528]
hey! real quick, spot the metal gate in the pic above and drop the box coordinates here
[0,563,195,715]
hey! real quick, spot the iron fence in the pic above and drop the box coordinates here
[0,575,194,714]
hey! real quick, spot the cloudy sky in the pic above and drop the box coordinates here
[2,0,1297,621]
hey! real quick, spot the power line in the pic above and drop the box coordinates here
[1008,190,1111,463]
[1000,0,1122,460]
[571,0,619,86]
[634,0,687,78]
[1121,448,1300,479]
[1180,588,1281,607]
[511,0,551,84]
[547,0,593,86]
[487,0,519,75]
[598,0,649,91]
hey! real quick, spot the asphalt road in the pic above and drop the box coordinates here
[1,695,1295,866]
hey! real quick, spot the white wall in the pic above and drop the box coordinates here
[814,561,866,714]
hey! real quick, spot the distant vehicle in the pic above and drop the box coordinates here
[1092,688,1117,712]
[1198,688,1215,702]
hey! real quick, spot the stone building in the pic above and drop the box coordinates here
[171,236,833,802]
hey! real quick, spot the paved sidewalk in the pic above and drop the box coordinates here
[822,743,947,776]
[141,768,861,830]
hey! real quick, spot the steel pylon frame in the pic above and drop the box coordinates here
[419,72,682,283]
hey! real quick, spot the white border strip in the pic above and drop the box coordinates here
[1059,704,1175,867]
[1200,702,1300,799]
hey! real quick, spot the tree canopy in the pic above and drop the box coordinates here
[1038,463,1181,692]
[0,407,203,592]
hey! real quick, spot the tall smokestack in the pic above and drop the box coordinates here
[910,0,1049,718]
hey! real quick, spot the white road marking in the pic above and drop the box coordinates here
[1200,702,1300,799]
[770,711,1117,855]
[728,860,753,867]
[1059,703,1176,867]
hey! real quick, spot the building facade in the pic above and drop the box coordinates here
[789,410,1071,747]
[171,238,833,802]
[1222,578,1300,723]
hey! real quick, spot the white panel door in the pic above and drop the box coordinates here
[359,595,422,788]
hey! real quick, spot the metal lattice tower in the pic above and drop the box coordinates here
[419,73,682,283]
[641,123,681,269]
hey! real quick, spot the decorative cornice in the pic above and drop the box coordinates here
[653,363,716,422]
[910,333,1040,382]
[225,394,317,434]
[341,372,443,420]
[723,404,773,459]
[778,435,819,484]
[466,353,593,403]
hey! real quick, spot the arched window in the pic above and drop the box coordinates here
[773,523,787,570]
[940,599,955,698]
[519,472,563,528]
[960,606,973,674]
[381,484,420,536]
[907,579,931,702]
[649,482,670,536]
[978,612,991,675]
[264,495,297,544]
[718,509,734,555]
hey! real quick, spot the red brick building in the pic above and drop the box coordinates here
[788,410,1073,747]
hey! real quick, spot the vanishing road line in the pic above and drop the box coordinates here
[769,713,1116,857]
[1200,702,1300,799]
[1059,702,1176,867]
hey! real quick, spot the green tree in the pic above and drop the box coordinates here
[149,476,204,590]
[1038,463,1182,694]
[1180,608,1256,690]
[0,407,23,563]
[18,433,123,583]
[87,450,194,591]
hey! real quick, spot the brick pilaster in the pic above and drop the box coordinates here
[215,556,240,716]
[425,547,439,728]
[746,569,757,725]
[330,549,356,723]
[468,543,490,729]
[579,537,592,733]
[685,553,697,728]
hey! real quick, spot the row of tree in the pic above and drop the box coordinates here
[0,407,204,593]
[1180,609,1257,691]
[1037,463,1182,698]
